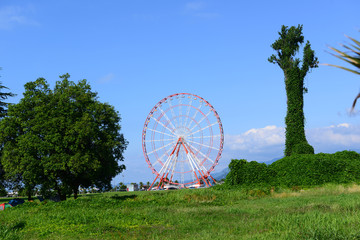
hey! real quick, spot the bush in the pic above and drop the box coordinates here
[292,141,314,154]
[225,159,275,186]
[225,151,360,188]
[269,151,360,187]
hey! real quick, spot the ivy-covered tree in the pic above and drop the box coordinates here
[0,74,128,200]
[268,25,318,156]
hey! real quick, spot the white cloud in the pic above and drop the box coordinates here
[226,125,285,152]
[98,73,115,83]
[222,123,360,165]
[184,1,219,19]
[308,123,360,153]
[185,2,205,11]
[0,5,38,30]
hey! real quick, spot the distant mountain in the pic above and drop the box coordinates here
[209,157,284,182]
[211,167,230,181]
[262,156,283,165]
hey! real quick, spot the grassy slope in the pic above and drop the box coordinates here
[1,185,360,239]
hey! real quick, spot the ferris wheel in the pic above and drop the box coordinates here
[142,93,224,189]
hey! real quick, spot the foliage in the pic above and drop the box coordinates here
[325,33,360,111]
[0,72,15,119]
[0,71,15,199]
[225,151,360,188]
[268,25,318,156]
[0,74,128,200]
[326,34,360,76]
[292,141,314,154]
[225,159,275,186]
[270,151,360,187]
[2,186,360,239]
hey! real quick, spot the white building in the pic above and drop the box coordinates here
[126,183,139,192]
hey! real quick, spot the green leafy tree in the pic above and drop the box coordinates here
[268,25,318,156]
[325,34,360,110]
[0,74,128,200]
[0,71,15,118]
[0,71,15,195]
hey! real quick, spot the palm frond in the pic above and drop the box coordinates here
[325,34,360,111]
[326,35,360,75]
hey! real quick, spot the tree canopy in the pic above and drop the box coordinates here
[0,74,128,200]
[269,24,318,156]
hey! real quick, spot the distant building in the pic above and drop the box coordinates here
[126,183,139,192]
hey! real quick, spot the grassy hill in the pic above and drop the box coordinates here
[1,184,360,239]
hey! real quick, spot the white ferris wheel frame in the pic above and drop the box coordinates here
[142,93,224,189]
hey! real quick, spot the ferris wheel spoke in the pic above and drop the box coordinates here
[190,152,208,172]
[167,99,178,128]
[159,150,176,175]
[179,96,182,127]
[187,122,218,137]
[183,141,212,172]
[188,111,212,132]
[152,150,169,167]
[169,152,178,179]
[191,134,220,139]
[147,128,176,138]
[151,117,175,135]
[148,141,176,155]
[183,98,193,128]
[187,143,214,164]
[186,102,202,129]
[187,151,208,176]
[186,139,219,151]
[145,138,174,142]
[182,142,204,172]
[158,106,177,130]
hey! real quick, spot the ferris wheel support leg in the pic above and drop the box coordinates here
[158,173,167,190]
[148,175,160,191]
[197,170,210,187]
[209,174,217,184]
[201,170,212,187]
[193,171,201,185]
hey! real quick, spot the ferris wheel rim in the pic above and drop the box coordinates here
[142,93,224,185]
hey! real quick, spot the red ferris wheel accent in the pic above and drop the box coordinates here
[142,93,224,190]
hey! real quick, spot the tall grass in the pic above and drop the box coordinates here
[1,184,360,239]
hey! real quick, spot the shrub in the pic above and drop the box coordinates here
[225,159,275,186]
[225,151,360,188]
[292,141,314,154]
[270,151,360,187]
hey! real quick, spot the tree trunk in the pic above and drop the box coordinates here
[73,186,79,199]
[54,182,67,201]
[27,189,33,201]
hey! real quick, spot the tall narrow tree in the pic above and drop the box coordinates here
[0,69,15,118]
[0,70,15,196]
[268,25,318,156]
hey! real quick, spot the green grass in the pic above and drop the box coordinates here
[1,184,360,239]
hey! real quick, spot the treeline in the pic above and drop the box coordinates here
[225,151,360,188]
[0,74,128,200]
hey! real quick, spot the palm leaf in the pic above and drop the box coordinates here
[325,33,360,111]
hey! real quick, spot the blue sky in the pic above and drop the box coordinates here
[0,0,360,185]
